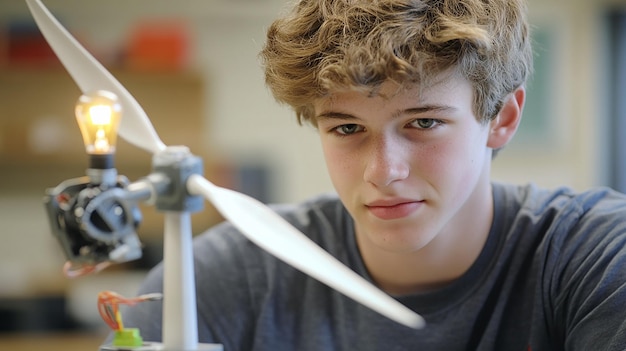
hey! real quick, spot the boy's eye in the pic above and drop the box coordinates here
[409,118,441,129]
[333,124,363,135]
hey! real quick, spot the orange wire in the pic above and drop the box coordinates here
[97,291,163,331]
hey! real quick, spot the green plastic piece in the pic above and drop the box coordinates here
[113,328,144,347]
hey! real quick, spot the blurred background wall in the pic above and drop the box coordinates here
[0,0,625,347]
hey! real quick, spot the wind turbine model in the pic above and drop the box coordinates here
[26,0,425,350]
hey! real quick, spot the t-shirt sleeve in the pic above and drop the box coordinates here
[549,190,626,350]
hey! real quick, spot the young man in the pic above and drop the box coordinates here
[123,0,626,349]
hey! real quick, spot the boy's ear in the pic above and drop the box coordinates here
[487,87,525,149]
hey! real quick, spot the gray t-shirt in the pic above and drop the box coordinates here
[122,182,626,350]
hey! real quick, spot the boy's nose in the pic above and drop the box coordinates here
[363,137,410,187]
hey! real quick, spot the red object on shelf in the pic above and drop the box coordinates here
[6,22,60,67]
[125,20,190,72]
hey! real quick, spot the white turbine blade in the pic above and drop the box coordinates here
[25,0,166,154]
[187,175,425,329]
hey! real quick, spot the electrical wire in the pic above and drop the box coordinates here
[63,260,112,278]
[97,291,163,331]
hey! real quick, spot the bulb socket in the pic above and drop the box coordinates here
[89,153,115,169]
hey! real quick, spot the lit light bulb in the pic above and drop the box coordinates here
[75,90,122,169]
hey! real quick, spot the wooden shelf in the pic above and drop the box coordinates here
[0,68,208,169]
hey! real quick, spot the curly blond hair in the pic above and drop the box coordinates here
[260,0,532,125]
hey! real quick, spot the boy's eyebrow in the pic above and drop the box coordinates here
[400,105,457,116]
[315,111,358,120]
[315,104,457,120]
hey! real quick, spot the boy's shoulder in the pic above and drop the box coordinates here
[493,182,626,261]
[270,192,345,225]
[494,181,626,219]
[194,192,347,252]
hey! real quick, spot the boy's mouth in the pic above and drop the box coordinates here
[365,199,423,220]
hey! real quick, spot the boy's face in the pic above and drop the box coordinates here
[314,76,496,256]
